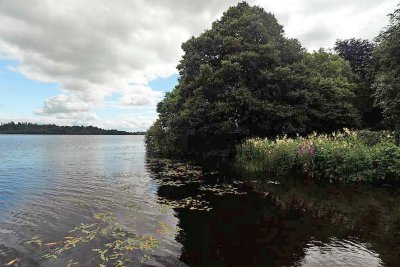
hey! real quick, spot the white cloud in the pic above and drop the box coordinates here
[0,0,398,129]
[257,0,398,50]
[34,94,100,126]
[100,115,157,132]
[35,94,90,115]
[120,86,162,106]
[0,0,238,99]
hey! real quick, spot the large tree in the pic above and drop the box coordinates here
[374,7,400,143]
[334,39,383,128]
[146,2,358,158]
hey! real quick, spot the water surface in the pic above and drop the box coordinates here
[0,135,398,266]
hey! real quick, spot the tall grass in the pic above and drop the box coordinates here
[236,129,400,183]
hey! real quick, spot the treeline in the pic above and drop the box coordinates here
[146,2,400,159]
[0,122,144,135]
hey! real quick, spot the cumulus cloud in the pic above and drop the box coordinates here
[120,86,162,106]
[257,0,398,50]
[34,94,99,125]
[0,0,238,97]
[99,115,158,132]
[35,95,90,115]
[0,0,398,129]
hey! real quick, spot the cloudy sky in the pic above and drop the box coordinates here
[0,0,397,131]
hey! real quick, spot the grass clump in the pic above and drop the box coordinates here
[236,129,400,184]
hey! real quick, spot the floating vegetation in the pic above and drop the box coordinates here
[245,180,281,187]
[5,258,20,266]
[24,211,161,266]
[67,259,79,267]
[157,222,181,237]
[25,235,43,246]
[159,196,213,211]
[199,184,247,196]
[158,179,187,187]
[161,169,202,178]
[148,159,207,190]
[157,177,203,187]
[149,159,251,211]
[149,159,203,179]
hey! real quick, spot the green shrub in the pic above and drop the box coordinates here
[356,130,394,146]
[371,142,400,181]
[236,129,400,184]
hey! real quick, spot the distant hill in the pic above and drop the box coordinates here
[0,122,145,135]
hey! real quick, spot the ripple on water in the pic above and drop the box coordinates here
[0,135,395,266]
[0,135,184,266]
[296,237,383,267]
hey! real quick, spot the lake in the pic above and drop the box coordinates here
[0,135,399,266]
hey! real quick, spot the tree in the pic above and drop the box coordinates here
[285,49,359,134]
[146,2,359,158]
[334,39,383,128]
[374,7,400,143]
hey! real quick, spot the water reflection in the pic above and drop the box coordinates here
[296,238,383,267]
[146,158,397,267]
[0,135,399,266]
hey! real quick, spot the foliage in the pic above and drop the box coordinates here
[146,2,359,158]
[335,39,375,79]
[356,129,394,146]
[374,7,400,142]
[285,50,359,134]
[0,122,142,135]
[334,39,383,128]
[236,129,400,183]
[145,120,177,156]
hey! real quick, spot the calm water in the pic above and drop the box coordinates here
[0,135,399,266]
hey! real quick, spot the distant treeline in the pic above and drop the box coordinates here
[0,122,145,135]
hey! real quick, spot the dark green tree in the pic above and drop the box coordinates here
[0,122,139,135]
[284,49,359,134]
[146,2,358,158]
[334,39,383,128]
[374,6,400,143]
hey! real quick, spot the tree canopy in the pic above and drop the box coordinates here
[374,7,400,135]
[146,2,359,158]
[334,38,383,128]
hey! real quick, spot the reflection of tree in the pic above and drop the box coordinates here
[250,179,400,266]
[146,157,380,266]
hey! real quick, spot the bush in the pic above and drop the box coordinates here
[236,129,400,184]
[356,130,394,146]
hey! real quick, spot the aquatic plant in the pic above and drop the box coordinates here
[199,184,247,196]
[24,211,165,266]
[158,196,213,211]
[236,129,400,183]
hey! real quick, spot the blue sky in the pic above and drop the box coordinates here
[0,0,397,131]
[0,59,59,118]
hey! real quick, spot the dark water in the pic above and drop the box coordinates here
[0,135,399,266]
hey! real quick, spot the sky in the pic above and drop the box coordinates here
[0,0,398,131]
